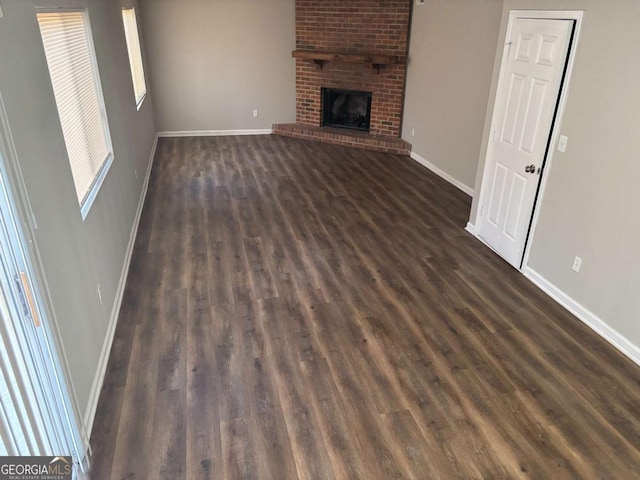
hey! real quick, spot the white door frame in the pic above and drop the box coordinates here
[475,10,584,270]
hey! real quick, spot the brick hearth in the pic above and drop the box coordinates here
[274,0,413,155]
[273,123,411,155]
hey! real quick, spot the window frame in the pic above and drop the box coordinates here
[121,6,147,110]
[36,7,114,220]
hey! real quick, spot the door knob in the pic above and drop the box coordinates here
[525,164,536,173]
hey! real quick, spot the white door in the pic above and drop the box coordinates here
[478,18,573,267]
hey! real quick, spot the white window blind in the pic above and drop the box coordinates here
[37,11,112,215]
[122,8,147,108]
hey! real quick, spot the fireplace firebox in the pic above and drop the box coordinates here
[321,88,372,132]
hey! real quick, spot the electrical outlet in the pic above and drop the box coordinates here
[97,283,103,304]
[572,256,582,272]
[558,135,568,152]
[411,128,415,137]
[134,169,138,179]
[252,109,258,118]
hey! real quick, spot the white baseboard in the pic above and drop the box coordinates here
[157,128,272,138]
[410,151,474,197]
[465,222,476,235]
[524,266,640,368]
[82,135,158,441]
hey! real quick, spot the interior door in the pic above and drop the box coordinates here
[478,18,573,267]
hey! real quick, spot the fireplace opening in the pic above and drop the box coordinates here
[321,88,372,132]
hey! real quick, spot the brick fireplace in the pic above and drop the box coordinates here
[273,0,412,155]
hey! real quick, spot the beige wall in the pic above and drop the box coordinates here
[138,0,295,133]
[471,1,640,349]
[402,0,503,191]
[0,0,156,437]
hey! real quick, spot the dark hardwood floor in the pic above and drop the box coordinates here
[90,135,640,479]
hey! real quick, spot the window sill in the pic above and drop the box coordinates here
[80,153,113,221]
[135,92,146,111]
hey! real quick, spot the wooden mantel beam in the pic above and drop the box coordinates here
[292,50,398,73]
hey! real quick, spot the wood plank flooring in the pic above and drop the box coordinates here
[89,135,640,479]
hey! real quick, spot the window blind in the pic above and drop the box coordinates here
[37,11,112,208]
[122,8,147,107]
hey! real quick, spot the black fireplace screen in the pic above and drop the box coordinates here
[321,88,372,132]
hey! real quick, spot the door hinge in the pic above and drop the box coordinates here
[14,272,40,328]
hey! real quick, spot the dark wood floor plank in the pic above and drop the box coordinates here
[108,323,160,480]
[215,305,252,423]
[186,316,222,480]
[243,237,279,300]
[220,418,260,480]
[90,135,640,479]
[147,388,187,479]
[297,357,373,479]
[257,298,336,480]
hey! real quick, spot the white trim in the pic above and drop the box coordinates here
[510,9,585,20]
[465,222,476,235]
[157,129,272,138]
[80,154,113,221]
[474,10,584,266]
[524,266,640,368]
[82,135,158,440]
[135,92,146,112]
[410,151,474,196]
